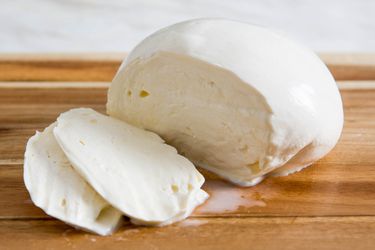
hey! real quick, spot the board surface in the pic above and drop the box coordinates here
[1,54,375,250]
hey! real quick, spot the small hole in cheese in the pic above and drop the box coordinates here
[79,140,85,145]
[239,145,249,153]
[171,184,179,193]
[247,163,261,174]
[127,90,132,96]
[139,90,150,97]
[61,198,66,207]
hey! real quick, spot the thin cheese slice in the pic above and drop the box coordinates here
[53,108,208,225]
[24,123,123,235]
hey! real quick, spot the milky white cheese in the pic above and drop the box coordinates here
[130,188,208,226]
[24,123,123,235]
[53,108,208,225]
[107,18,344,186]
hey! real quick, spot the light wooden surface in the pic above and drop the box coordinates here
[0,54,375,249]
[0,53,375,81]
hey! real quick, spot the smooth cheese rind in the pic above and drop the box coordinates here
[23,123,123,236]
[53,108,207,225]
[108,18,344,186]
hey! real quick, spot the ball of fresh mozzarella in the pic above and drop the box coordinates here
[107,18,344,186]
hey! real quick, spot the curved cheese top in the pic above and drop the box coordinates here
[109,18,344,185]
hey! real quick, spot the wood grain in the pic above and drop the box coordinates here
[320,54,375,80]
[1,54,375,249]
[1,83,375,220]
[2,158,375,219]
[1,217,374,250]
[0,53,124,82]
[1,53,374,81]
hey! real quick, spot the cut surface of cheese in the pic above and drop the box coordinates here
[53,108,208,225]
[24,123,123,236]
[107,18,344,186]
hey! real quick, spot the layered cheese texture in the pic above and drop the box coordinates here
[24,108,207,234]
[24,123,123,236]
[53,108,208,225]
[108,18,344,186]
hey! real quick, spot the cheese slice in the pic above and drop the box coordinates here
[24,123,123,235]
[107,18,344,186]
[53,108,208,225]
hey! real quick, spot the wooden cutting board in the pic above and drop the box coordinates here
[0,53,375,250]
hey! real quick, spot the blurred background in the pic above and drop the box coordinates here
[1,0,374,52]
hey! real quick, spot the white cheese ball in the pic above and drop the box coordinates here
[107,18,344,186]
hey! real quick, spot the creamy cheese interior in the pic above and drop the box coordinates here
[108,51,272,186]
